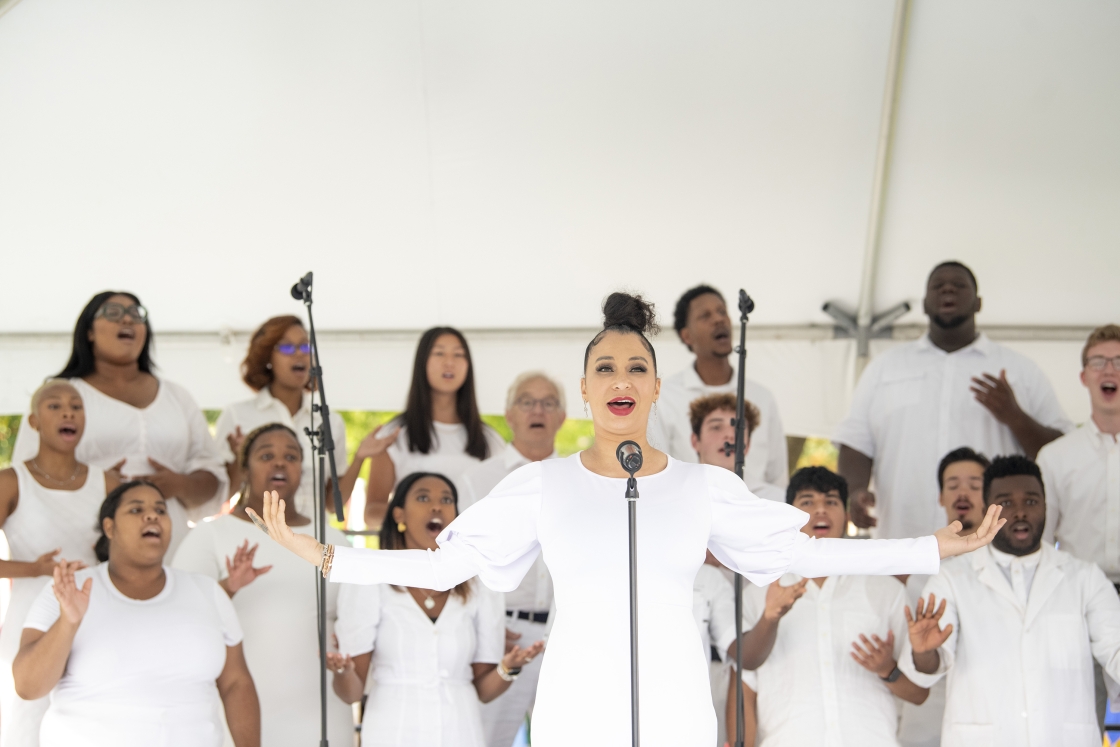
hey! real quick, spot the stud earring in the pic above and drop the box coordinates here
[397,522,407,533]
[266,363,273,370]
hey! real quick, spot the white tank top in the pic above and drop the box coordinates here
[0,462,105,664]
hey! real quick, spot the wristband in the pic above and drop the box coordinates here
[881,665,902,683]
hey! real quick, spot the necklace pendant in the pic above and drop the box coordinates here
[423,597,436,610]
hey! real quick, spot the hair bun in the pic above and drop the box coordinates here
[602,292,659,336]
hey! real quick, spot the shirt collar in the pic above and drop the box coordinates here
[504,442,559,469]
[916,331,991,356]
[682,360,737,391]
[254,387,311,415]
[988,544,1042,571]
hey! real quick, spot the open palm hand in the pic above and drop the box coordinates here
[53,561,92,626]
[905,593,953,654]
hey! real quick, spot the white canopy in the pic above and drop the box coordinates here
[0,0,1116,433]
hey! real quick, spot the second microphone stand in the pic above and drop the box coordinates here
[617,441,644,747]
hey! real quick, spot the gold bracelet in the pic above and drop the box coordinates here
[320,544,335,578]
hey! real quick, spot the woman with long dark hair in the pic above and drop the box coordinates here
[356,327,505,529]
[251,292,1005,747]
[327,471,541,747]
[173,423,353,745]
[11,292,226,558]
[213,315,361,514]
[14,481,259,747]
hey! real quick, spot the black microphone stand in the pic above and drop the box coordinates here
[616,440,643,747]
[290,271,345,747]
[726,289,754,747]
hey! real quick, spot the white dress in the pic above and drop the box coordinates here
[329,454,940,746]
[22,565,241,747]
[213,389,349,517]
[171,514,353,747]
[386,422,506,495]
[0,463,105,747]
[11,378,227,558]
[335,578,505,746]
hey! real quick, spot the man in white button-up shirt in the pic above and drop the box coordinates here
[459,372,565,747]
[900,455,1120,747]
[650,285,789,489]
[733,467,928,747]
[689,393,786,503]
[1039,324,1120,584]
[836,262,1072,540]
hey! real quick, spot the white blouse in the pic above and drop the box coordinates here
[213,389,349,516]
[328,454,940,747]
[386,421,506,495]
[23,565,242,747]
[335,578,505,747]
[12,378,227,558]
[171,514,353,747]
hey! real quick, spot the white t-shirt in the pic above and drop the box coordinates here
[213,388,349,516]
[23,564,242,747]
[387,421,506,495]
[650,363,789,488]
[833,333,1072,539]
[1039,419,1120,582]
[12,378,228,558]
[171,513,353,747]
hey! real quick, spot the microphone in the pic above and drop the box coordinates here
[616,441,643,477]
[290,272,313,301]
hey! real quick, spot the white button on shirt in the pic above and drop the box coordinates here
[1039,420,1120,582]
[834,333,1072,539]
[213,389,348,517]
[650,364,789,488]
[741,574,910,747]
[460,443,556,612]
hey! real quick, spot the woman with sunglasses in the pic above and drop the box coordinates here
[11,292,226,559]
[214,316,360,515]
[356,327,506,530]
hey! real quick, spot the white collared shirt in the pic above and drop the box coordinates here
[214,388,348,517]
[459,442,557,612]
[899,544,1120,747]
[834,333,1072,540]
[1039,419,1120,582]
[650,363,789,488]
[742,573,909,747]
[988,545,1042,607]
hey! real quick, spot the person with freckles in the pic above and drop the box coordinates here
[327,472,540,747]
[249,292,1005,747]
[729,467,929,747]
[214,316,358,515]
[173,424,353,746]
[0,380,117,747]
[11,291,228,558]
[899,456,1120,746]
[834,261,1072,540]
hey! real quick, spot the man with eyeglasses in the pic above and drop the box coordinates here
[460,371,565,747]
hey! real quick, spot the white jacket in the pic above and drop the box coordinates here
[899,543,1120,747]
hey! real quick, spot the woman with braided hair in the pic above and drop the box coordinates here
[173,423,352,746]
[250,292,1008,747]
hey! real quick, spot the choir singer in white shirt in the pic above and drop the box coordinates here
[250,291,1007,747]
[899,455,1120,746]
[835,262,1072,540]
[460,371,565,747]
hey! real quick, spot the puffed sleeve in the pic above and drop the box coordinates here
[472,582,507,665]
[331,462,543,593]
[705,466,939,586]
[335,582,382,657]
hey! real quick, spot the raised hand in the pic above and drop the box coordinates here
[849,489,878,529]
[850,629,896,678]
[762,578,808,622]
[970,370,1022,425]
[905,594,953,654]
[326,652,355,677]
[52,561,92,626]
[226,427,245,461]
[354,424,400,462]
[503,640,545,672]
[222,540,272,596]
[935,503,1005,558]
[245,491,323,567]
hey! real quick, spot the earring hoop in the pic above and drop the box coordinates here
[397,522,407,533]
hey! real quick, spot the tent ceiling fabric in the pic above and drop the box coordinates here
[0,1,1115,429]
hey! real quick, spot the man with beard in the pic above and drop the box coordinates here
[650,285,789,489]
[898,455,1120,746]
[834,261,1071,540]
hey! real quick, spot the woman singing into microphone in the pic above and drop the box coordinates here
[249,292,1006,747]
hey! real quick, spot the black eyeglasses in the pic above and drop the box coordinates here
[276,343,311,355]
[94,302,148,323]
[1086,355,1120,372]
